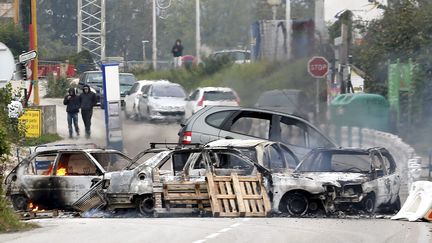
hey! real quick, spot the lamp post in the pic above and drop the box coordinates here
[142,40,149,63]
[267,0,281,20]
[152,0,157,70]
[196,0,201,63]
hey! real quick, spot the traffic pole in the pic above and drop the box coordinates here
[316,78,320,114]
[31,0,39,105]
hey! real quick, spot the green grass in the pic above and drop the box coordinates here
[21,133,63,147]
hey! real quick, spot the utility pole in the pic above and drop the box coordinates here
[152,0,157,70]
[14,0,19,24]
[196,0,201,63]
[31,0,39,105]
[285,0,291,60]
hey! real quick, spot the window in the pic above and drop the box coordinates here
[158,152,190,176]
[189,89,200,101]
[151,85,186,98]
[25,153,58,175]
[90,152,131,172]
[212,152,252,170]
[307,127,334,148]
[193,154,206,169]
[279,116,307,146]
[229,112,272,139]
[297,151,370,173]
[264,145,285,171]
[130,83,139,94]
[203,91,236,101]
[381,152,395,174]
[205,110,234,128]
[56,153,99,176]
[141,85,150,94]
[279,144,299,169]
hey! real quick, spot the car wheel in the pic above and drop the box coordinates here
[282,191,309,216]
[136,196,155,216]
[363,193,376,214]
[11,195,29,211]
[388,195,401,213]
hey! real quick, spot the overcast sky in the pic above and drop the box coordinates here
[324,0,387,22]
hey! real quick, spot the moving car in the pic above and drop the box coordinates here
[272,147,401,216]
[185,87,240,118]
[4,144,132,211]
[205,139,299,173]
[137,81,187,122]
[123,80,156,119]
[77,71,137,109]
[178,106,336,159]
[255,89,312,120]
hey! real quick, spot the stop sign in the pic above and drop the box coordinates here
[307,56,329,78]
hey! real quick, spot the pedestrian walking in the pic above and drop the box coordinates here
[171,39,184,68]
[79,84,97,138]
[63,87,80,138]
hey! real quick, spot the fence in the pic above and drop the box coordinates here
[319,124,422,197]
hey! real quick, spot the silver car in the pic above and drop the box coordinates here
[137,81,187,122]
[178,106,336,159]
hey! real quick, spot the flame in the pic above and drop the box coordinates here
[28,202,45,212]
[56,167,67,176]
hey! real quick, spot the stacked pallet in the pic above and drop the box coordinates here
[206,173,271,217]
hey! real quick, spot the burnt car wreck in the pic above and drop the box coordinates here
[5,145,132,211]
[271,147,401,216]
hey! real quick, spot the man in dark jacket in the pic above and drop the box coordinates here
[171,39,183,68]
[79,84,97,138]
[63,87,80,138]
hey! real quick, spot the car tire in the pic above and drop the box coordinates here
[136,196,155,216]
[363,193,377,214]
[11,195,29,211]
[282,191,309,216]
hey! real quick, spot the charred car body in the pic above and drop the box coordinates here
[101,145,266,215]
[5,145,132,211]
[272,147,401,216]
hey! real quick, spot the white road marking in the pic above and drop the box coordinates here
[242,218,251,222]
[218,228,231,233]
[192,240,206,243]
[206,233,220,239]
[230,222,242,228]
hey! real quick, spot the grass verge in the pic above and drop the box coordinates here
[21,133,63,147]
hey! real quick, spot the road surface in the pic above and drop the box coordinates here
[0,217,430,243]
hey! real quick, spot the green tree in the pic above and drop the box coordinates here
[0,22,29,56]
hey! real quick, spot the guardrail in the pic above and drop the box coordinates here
[319,125,421,193]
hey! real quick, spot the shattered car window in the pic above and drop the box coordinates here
[25,153,57,175]
[56,153,99,176]
[297,151,370,173]
[90,153,131,172]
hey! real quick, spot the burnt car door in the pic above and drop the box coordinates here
[10,151,59,209]
[50,152,104,208]
[156,150,190,183]
[376,149,401,203]
[369,150,393,206]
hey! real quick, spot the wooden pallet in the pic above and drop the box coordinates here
[206,173,271,217]
[162,181,211,211]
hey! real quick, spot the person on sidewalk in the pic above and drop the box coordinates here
[171,39,183,68]
[79,84,97,138]
[63,87,80,138]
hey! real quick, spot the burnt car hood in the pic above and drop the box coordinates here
[294,172,370,187]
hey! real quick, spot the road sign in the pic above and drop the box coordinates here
[19,50,38,63]
[19,108,42,138]
[0,42,15,88]
[308,56,330,78]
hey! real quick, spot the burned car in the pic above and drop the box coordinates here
[271,147,401,216]
[4,145,132,211]
[100,145,265,215]
[205,139,300,173]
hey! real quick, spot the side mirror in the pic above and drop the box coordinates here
[142,93,148,98]
[374,168,384,178]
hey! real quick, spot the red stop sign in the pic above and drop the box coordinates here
[308,56,329,78]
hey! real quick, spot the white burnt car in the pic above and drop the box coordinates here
[100,145,267,215]
[272,147,401,216]
[4,145,132,211]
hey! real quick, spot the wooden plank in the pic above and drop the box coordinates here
[258,173,272,215]
[213,194,236,199]
[225,181,237,213]
[239,180,250,213]
[195,183,203,209]
[218,180,231,213]
[251,181,264,212]
[206,173,221,216]
[231,173,246,216]
[245,181,257,213]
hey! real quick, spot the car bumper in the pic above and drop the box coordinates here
[149,109,185,120]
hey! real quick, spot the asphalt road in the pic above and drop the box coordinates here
[8,97,427,243]
[0,217,430,243]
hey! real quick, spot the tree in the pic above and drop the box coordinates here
[0,22,28,56]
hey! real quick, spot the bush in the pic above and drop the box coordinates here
[45,74,72,98]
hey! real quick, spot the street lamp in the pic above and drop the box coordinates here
[267,0,281,20]
[142,40,149,63]
[152,0,157,70]
[196,0,201,63]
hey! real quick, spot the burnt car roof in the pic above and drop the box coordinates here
[309,147,388,154]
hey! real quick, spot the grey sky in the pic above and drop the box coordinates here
[325,0,387,22]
